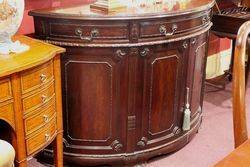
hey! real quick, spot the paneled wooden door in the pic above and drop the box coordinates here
[137,41,189,150]
[61,47,128,155]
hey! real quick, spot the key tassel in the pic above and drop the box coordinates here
[182,87,191,131]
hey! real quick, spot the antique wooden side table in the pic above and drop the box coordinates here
[0,36,65,167]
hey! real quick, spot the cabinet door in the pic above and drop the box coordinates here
[61,48,128,155]
[137,41,188,149]
[187,33,208,122]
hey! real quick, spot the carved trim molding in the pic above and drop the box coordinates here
[173,126,181,135]
[137,137,148,148]
[128,116,136,131]
[111,140,123,152]
[130,22,139,42]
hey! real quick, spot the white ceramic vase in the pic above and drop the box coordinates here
[0,0,29,55]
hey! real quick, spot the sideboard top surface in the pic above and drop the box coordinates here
[0,36,65,78]
[29,0,215,20]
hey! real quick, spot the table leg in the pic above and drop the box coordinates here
[53,133,63,167]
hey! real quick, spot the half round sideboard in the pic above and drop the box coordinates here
[29,0,215,165]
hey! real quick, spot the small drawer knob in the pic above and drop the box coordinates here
[45,134,50,141]
[40,74,47,83]
[43,115,49,123]
[41,95,47,103]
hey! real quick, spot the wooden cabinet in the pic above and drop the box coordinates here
[62,47,128,154]
[30,0,214,166]
[0,36,65,167]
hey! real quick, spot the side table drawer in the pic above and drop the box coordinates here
[22,82,55,114]
[0,78,12,102]
[24,99,56,136]
[21,61,54,94]
[26,116,57,156]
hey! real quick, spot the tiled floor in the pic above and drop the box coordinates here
[29,74,250,167]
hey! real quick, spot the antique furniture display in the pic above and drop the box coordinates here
[214,21,250,167]
[212,0,250,85]
[29,0,215,165]
[0,36,65,167]
[212,0,250,38]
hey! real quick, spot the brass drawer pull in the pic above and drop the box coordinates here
[202,16,210,24]
[159,24,177,37]
[41,95,47,103]
[75,28,99,42]
[45,134,50,141]
[40,74,47,83]
[43,115,49,123]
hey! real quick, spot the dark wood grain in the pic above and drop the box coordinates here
[30,1,213,166]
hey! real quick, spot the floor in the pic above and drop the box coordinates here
[29,74,250,167]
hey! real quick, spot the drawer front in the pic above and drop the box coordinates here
[26,116,57,156]
[139,15,209,39]
[22,82,55,114]
[21,61,54,94]
[0,78,12,102]
[49,22,129,42]
[24,99,56,136]
[0,102,15,129]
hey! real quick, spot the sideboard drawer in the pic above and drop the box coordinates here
[0,78,12,102]
[22,82,55,114]
[24,100,56,136]
[49,22,129,42]
[21,61,54,94]
[139,15,208,39]
[0,101,15,129]
[26,116,57,156]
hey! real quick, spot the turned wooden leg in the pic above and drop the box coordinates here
[53,55,64,167]
[53,133,63,167]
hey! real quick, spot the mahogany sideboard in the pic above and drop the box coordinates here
[0,36,65,167]
[29,0,215,166]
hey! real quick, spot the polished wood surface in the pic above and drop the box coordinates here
[214,21,250,167]
[232,21,250,147]
[215,140,250,167]
[0,36,64,78]
[30,1,213,166]
[0,36,65,167]
[29,0,215,19]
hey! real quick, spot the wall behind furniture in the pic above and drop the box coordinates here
[19,0,93,34]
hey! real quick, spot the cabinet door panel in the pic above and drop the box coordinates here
[66,61,112,141]
[61,48,127,154]
[149,55,179,135]
[139,42,187,148]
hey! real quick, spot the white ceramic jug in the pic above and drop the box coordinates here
[0,0,29,55]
